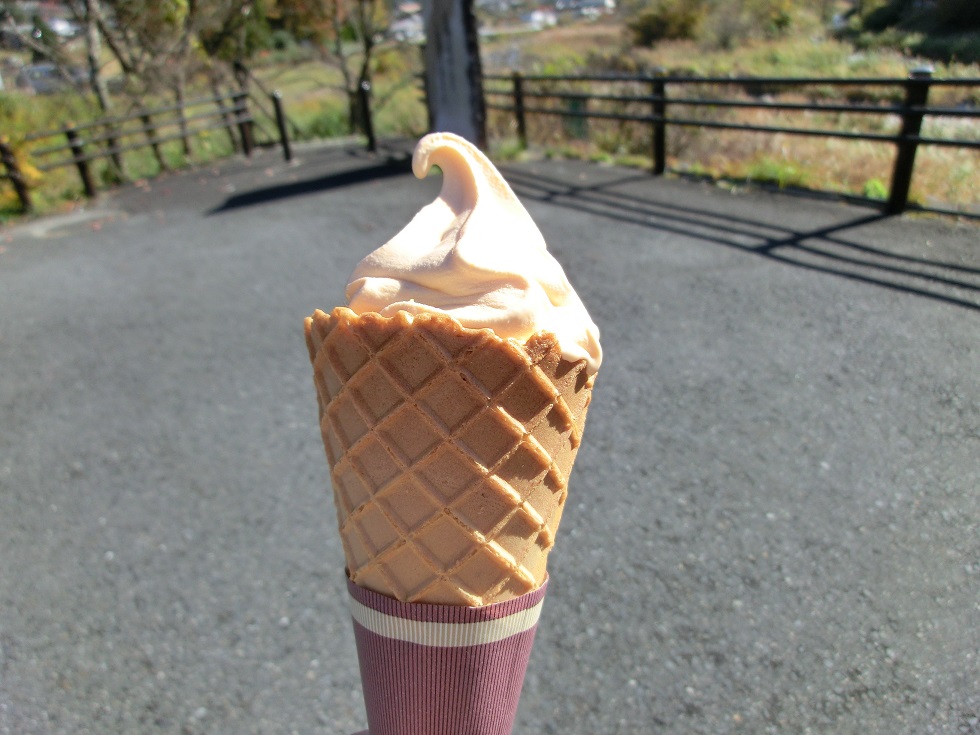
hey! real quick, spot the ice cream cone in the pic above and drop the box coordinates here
[304,132,603,734]
[305,306,594,606]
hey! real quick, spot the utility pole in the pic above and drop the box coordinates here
[421,0,487,148]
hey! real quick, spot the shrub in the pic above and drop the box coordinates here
[862,0,906,32]
[269,29,297,52]
[913,31,980,63]
[627,0,705,47]
[936,0,980,30]
[697,0,796,50]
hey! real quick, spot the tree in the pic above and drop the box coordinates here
[933,0,980,29]
[197,0,272,67]
[0,3,74,78]
[272,0,388,148]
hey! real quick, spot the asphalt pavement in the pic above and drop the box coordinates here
[1,140,978,735]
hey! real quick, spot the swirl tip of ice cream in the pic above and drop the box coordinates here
[345,132,602,374]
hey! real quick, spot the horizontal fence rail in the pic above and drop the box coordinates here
[484,70,980,215]
[0,89,294,212]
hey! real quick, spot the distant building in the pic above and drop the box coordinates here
[524,7,557,29]
[555,0,615,16]
[396,1,422,16]
[390,0,425,41]
[389,13,424,41]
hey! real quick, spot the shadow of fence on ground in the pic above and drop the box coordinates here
[202,141,978,312]
[209,150,413,215]
[498,165,980,313]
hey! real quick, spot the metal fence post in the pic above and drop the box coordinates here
[887,66,932,215]
[65,125,97,198]
[0,139,32,212]
[650,70,667,176]
[512,71,527,150]
[271,90,293,162]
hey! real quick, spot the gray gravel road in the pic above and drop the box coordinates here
[1,141,978,735]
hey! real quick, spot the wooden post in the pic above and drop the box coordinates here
[887,66,932,215]
[512,71,527,149]
[233,92,254,157]
[650,70,667,176]
[141,111,168,171]
[0,140,33,212]
[271,90,292,162]
[65,126,97,199]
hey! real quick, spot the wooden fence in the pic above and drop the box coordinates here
[0,89,294,212]
[484,68,980,215]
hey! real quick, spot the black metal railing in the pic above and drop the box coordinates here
[0,90,294,212]
[484,69,980,215]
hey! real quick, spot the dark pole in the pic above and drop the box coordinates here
[651,70,666,176]
[65,125,97,198]
[887,66,932,215]
[462,0,487,149]
[271,90,292,162]
[422,0,486,148]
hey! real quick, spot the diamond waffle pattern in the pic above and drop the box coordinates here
[306,307,594,606]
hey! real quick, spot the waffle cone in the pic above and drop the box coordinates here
[305,306,594,606]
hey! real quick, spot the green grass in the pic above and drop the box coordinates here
[287,96,351,140]
[3,20,978,219]
[0,89,252,220]
[863,177,889,200]
[481,18,980,215]
[745,156,810,189]
[0,40,428,219]
[480,17,980,85]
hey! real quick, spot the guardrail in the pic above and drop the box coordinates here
[0,89,294,212]
[484,69,980,215]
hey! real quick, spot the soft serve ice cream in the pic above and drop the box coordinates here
[306,130,600,605]
[305,132,602,734]
[345,132,601,374]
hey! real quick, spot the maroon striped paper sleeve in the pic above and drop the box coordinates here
[347,578,548,735]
